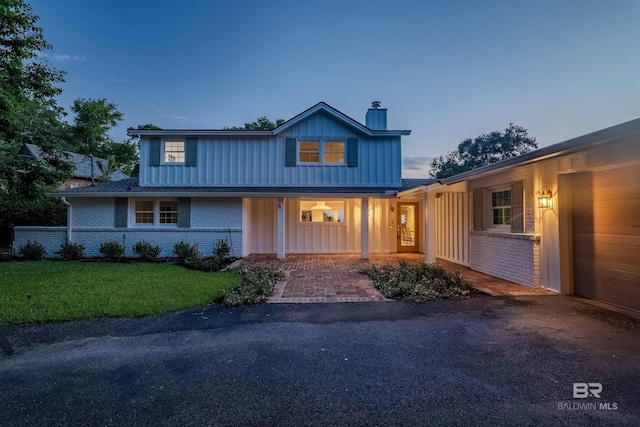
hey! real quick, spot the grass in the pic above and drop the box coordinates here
[0,261,240,326]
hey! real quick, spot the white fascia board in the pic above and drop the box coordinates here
[48,191,397,199]
[127,129,273,137]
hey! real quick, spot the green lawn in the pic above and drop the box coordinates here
[0,261,240,326]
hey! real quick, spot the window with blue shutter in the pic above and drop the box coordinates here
[285,138,296,166]
[178,198,191,228]
[346,138,358,167]
[149,137,161,166]
[115,198,128,228]
[185,137,197,166]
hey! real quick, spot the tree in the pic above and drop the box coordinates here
[223,116,285,131]
[0,0,72,234]
[67,98,139,177]
[429,124,537,179]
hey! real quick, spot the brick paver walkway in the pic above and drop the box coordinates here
[238,254,557,303]
[239,254,425,303]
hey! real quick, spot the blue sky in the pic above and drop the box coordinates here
[31,0,640,177]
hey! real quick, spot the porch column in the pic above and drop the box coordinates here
[425,192,437,263]
[241,198,250,257]
[361,197,369,259]
[277,198,286,259]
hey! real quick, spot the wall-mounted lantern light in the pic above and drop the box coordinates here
[538,186,552,209]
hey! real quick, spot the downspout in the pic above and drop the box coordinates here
[61,197,72,242]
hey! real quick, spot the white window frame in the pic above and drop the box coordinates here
[162,139,186,164]
[297,139,345,165]
[488,187,512,231]
[299,200,346,224]
[131,198,179,227]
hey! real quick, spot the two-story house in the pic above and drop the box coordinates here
[21,102,428,258]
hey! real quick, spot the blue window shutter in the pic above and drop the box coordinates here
[347,138,358,167]
[178,198,190,228]
[285,138,296,166]
[150,137,161,166]
[185,137,197,166]
[115,198,128,228]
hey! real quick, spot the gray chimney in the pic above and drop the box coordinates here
[365,101,387,130]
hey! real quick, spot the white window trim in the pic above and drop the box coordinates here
[297,139,345,165]
[488,187,511,232]
[161,138,186,165]
[298,200,347,225]
[130,198,180,227]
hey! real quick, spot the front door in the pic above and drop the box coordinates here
[397,202,419,252]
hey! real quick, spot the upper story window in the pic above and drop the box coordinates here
[491,189,511,227]
[164,140,185,163]
[324,141,345,163]
[299,141,320,163]
[298,140,345,165]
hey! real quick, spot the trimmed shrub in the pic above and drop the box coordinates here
[99,241,125,261]
[56,241,85,260]
[173,241,201,260]
[132,241,161,261]
[213,239,231,260]
[222,266,284,307]
[18,240,47,261]
[363,261,472,302]
[183,256,222,273]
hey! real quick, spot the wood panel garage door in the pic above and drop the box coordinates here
[572,165,640,312]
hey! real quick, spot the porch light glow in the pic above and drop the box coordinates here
[538,186,552,209]
[311,201,332,210]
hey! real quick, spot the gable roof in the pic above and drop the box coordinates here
[20,144,129,182]
[272,102,411,137]
[127,102,411,137]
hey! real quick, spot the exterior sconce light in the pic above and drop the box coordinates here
[390,206,395,212]
[538,186,552,209]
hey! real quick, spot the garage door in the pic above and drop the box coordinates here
[572,165,640,312]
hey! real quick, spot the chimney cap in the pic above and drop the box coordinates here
[371,101,381,109]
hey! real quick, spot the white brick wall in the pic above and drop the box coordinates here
[73,198,114,227]
[13,197,244,258]
[470,232,540,287]
[13,227,67,257]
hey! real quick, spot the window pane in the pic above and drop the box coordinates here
[324,141,344,163]
[300,200,345,223]
[299,141,319,163]
[493,208,511,225]
[159,201,178,224]
[135,201,153,211]
[135,201,154,224]
[492,190,511,207]
[164,141,185,163]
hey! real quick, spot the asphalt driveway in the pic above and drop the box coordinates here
[1,296,639,426]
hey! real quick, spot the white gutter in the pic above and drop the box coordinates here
[61,197,72,241]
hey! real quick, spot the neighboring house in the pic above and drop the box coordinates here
[15,102,431,259]
[400,117,640,313]
[19,144,129,189]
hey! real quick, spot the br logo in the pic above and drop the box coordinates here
[573,383,602,399]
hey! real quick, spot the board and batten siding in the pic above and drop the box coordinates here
[436,193,470,265]
[139,114,401,187]
[245,197,391,255]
